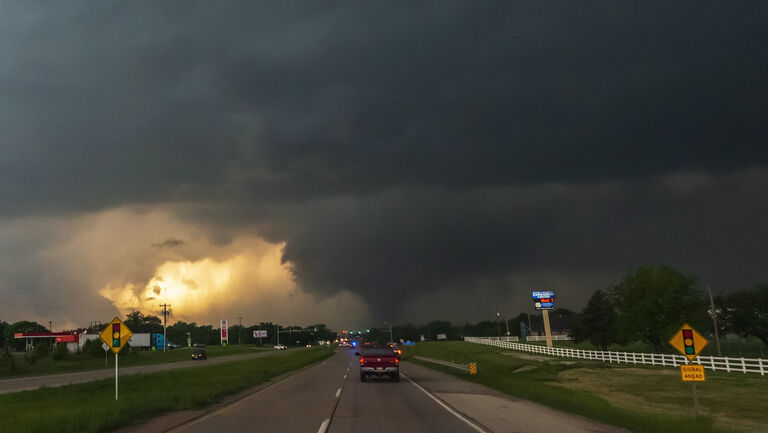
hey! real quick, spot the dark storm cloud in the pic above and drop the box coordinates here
[1,2,768,322]
[151,237,185,249]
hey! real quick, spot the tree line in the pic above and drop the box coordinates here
[570,264,767,351]
[372,265,767,353]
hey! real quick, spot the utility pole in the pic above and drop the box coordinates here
[160,303,170,352]
[48,321,52,332]
[505,317,510,336]
[496,310,501,338]
[384,321,393,344]
[527,313,533,336]
[708,286,723,357]
[237,316,243,345]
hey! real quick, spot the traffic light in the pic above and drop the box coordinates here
[682,329,695,355]
[112,323,121,347]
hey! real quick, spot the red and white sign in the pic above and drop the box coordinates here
[220,319,228,344]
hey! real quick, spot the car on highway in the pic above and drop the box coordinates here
[358,347,399,382]
[389,343,403,360]
[191,347,207,360]
[274,344,288,350]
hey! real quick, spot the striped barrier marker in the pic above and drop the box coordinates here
[469,362,477,375]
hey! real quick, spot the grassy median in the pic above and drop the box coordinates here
[0,347,333,433]
[405,341,767,433]
[0,344,272,379]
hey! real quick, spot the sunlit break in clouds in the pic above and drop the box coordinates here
[98,237,369,327]
[100,246,283,319]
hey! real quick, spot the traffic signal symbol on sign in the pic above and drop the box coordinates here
[668,323,708,361]
[112,323,121,347]
[682,329,695,355]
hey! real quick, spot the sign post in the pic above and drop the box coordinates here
[532,291,556,347]
[669,323,708,417]
[99,317,133,401]
[221,319,228,345]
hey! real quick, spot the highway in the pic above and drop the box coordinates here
[163,348,626,433]
[168,348,482,433]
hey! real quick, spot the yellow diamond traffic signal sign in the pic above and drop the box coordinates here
[668,323,708,361]
[100,317,133,354]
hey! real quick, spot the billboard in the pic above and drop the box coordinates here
[221,319,228,344]
[532,290,556,310]
[436,333,447,340]
[253,330,268,338]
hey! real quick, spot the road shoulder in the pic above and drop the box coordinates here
[400,361,630,433]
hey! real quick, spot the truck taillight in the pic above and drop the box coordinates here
[360,358,364,365]
[395,358,399,364]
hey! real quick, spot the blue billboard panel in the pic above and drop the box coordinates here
[532,290,556,300]
[532,290,556,310]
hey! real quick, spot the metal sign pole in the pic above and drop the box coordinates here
[691,382,699,417]
[115,353,118,401]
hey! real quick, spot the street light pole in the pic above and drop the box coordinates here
[708,286,723,357]
[384,321,393,344]
[496,310,501,338]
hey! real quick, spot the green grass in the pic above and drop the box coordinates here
[405,342,767,433]
[0,344,273,379]
[0,347,333,433]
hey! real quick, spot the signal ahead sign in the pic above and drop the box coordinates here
[100,317,133,354]
[680,365,706,382]
[668,323,708,361]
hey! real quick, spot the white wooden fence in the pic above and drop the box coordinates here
[464,336,766,375]
[525,335,574,342]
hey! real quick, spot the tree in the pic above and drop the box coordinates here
[571,290,620,350]
[721,284,768,347]
[4,321,47,351]
[610,265,706,350]
[124,311,163,334]
[0,320,8,348]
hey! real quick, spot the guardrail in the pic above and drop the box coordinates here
[464,336,766,375]
[414,355,477,375]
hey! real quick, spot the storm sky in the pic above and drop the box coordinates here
[1,2,767,329]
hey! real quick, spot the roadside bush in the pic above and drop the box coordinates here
[0,348,15,371]
[80,338,104,357]
[52,343,70,361]
[24,343,49,364]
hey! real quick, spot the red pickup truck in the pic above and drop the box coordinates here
[358,348,399,382]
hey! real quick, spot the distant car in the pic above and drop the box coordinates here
[389,344,403,360]
[191,347,207,360]
[306,344,312,348]
[274,344,288,350]
[359,347,399,382]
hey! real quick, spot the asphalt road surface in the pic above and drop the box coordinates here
[169,348,482,433]
[0,349,285,395]
[162,348,626,433]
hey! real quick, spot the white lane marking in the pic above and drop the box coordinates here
[335,387,342,398]
[317,418,330,433]
[343,374,347,379]
[401,373,486,433]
